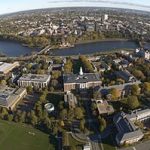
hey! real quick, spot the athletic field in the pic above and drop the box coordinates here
[0,120,54,150]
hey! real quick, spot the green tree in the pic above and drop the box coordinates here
[0,80,7,86]
[30,111,38,126]
[74,107,84,119]
[60,109,68,120]
[26,86,33,94]
[64,58,73,74]
[93,91,101,99]
[131,84,140,95]
[126,96,140,110]
[99,117,106,132]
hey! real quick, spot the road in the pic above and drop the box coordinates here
[118,140,150,150]
[83,98,104,150]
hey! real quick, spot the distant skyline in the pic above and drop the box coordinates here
[0,0,150,15]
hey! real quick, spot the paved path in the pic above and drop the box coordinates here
[83,98,104,150]
[118,140,150,150]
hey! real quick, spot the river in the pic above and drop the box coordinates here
[51,40,139,56]
[0,40,39,57]
[0,40,140,57]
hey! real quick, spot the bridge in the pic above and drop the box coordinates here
[0,45,51,61]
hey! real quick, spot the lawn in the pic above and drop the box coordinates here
[0,120,55,150]
[102,134,116,150]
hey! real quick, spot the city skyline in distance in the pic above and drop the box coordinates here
[0,0,150,15]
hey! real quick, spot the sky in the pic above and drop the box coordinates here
[0,0,150,15]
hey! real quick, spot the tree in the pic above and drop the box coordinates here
[132,69,145,80]
[131,84,140,95]
[79,119,85,132]
[143,82,150,92]
[0,80,6,86]
[26,86,33,94]
[74,107,84,120]
[93,91,101,99]
[64,58,73,74]
[30,111,38,126]
[99,117,106,132]
[51,79,58,88]
[51,71,61,79]
[109,88,121,100]
[126,96,140,110]
[26,63,32,70]
[60,109,68,120]
[39,94,46,103]
[79,55,94,73]
[7,114,13,121]
[0,108,8,120]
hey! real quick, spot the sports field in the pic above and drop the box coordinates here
[0,120,55,150]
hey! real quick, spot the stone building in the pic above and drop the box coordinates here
[63,67,101,92]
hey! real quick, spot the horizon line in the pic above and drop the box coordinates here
[0,6,149,16]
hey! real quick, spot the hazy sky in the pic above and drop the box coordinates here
[0,0,150,14]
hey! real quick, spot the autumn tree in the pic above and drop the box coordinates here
[109,88,121,100]
[126,96,140,110]
[131,84,140,95]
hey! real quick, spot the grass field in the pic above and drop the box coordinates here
[0,120,55,150]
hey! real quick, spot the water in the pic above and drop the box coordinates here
[0,40,139,57]
[0,40,39,57]
[51,40,139,56]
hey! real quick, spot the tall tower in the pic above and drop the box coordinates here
[79,67,83,76]
[104,14,108,21]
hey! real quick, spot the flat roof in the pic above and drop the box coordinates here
[0,62,19,74]
[64,73,100,84]
[0,86,26,108]
[18,74,50,82]
[96,100,114,114]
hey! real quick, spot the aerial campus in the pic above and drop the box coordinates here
[0,4,150,150]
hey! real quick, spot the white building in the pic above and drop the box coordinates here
[0,62,19,75]
[104,14,109,21]
[18,74,51,88]
[0,86,27,109]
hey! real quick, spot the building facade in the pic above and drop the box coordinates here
[114,112,143,145]
[63,67,101,92]
[18,74,51,88]
[113,109,150,145]
[0,62,19,75]
[0,86,27,109]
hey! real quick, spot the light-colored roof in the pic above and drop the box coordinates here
[18,74,50,82]
[64,73,101,84]
[96,100,114,114]
[0,62,19,74]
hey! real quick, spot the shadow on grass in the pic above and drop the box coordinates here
[49,134,58,150]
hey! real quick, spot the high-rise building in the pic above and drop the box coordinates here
[104,14,108,21]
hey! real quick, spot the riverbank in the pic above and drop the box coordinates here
[75,38,137,45]
[51,38,138,50]
[50,48,135,58]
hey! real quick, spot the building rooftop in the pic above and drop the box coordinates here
[18,74,50,82]
[64,73,100,84]
[0,62,19,74]
[95,100,114,114]
[114,112,144,144]
[0,86,26,109]
[115,70,136,82]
